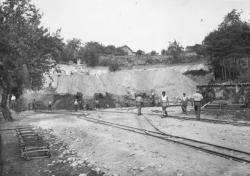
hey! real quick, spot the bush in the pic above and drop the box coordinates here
[183,69,209,76]
[109,62,120,72]
[83,50,99,67]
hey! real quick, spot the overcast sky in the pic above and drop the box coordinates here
[32,0,250,52]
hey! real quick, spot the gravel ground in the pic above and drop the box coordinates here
[6,109,250,176]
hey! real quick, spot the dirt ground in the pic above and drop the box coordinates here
[0,112,104,176]
[1,107,250,176]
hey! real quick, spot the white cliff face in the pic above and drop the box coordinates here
[51,64,205,99]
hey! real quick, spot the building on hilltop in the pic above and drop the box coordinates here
[120,45,135,56]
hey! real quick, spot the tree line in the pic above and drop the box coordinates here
[203,9,250,82]
[57,39,127,66]
[0,0,63,120]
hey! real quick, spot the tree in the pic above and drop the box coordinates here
[161,49,166,55]
[203,9,250,81]
[102,45,126,56]
[0,0,63,120]
[136,50,144,56]
[192,44,205,56]
[82,50,99,67]
[84,41,105,55]
[150,51,157,56]
[167,40,184,63]
[62,38,82,63]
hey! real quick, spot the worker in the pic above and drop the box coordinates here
[192,90,203,120]
[181,93,188,114]
[79,99,83,110]
[151,90,155,107]
[32,99,37,111]
[161,91,169,117]
[135,93,143,115]
[95,99,100,109]
[245,89,250,108]
[74,99,78,111]
[48,100,52,111]
[10,95,16,109]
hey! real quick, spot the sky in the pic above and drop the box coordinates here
[32,0,250,53]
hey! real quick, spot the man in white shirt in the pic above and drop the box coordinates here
[74,99,78,111]
[192,90,203,120]
[161,91,169,117]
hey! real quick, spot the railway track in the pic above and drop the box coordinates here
[94,109,250,127]
[38,109,250,126]
[77,113,250,164]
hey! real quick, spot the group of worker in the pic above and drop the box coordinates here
[135,90,203,119]
[44,89,203,119]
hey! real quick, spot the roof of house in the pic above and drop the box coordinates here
[121,45,134,52]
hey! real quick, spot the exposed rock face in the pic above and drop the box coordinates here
[54,65,203,99]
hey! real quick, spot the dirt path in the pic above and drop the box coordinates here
[0,112,104,176]
[22,110,250,176]
[1,110,250,176]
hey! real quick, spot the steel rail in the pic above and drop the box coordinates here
[94,109,250,127]
[77,114,250,164]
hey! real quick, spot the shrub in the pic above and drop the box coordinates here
[83,50,99,67]
[109,62,120,72]
[183,69,209,76]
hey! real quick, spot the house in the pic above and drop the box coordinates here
[120,45,135,56]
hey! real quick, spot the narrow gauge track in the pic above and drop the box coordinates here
[94,109,250,127]
[77,113,250,164]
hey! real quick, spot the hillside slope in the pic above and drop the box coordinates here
[53,63,209,99]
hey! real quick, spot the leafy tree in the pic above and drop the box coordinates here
[192,44,205,56]
[167,40,184,63]
[62,38,82,63]
[136,50,144,56]
[82,50,99,67]
[102,45,126,56]
[84,41,105,55]
[115,47,126,56]
[108,62,120,72]
[0,0,63,120]
[161,49,166,55]
[203,9,250,81]
[150,51,157,56]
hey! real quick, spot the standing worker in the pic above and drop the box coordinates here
[181,93,188,114]
[32,99,37,111]
[192,90,203,120]
[48,100,52,111]
[74,99,78,111]
[245,88,250,108]
[151,90,155,107]
[135,93,143,115]
[161,91,169,117]
[95,98,100,109]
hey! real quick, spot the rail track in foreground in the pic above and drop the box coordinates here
[94,109,250,127]
[77,114,250,164]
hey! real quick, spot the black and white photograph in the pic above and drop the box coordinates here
[1,0,250,175]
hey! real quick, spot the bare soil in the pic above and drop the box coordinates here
[1,108,250,176]
[0,112,104,176]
